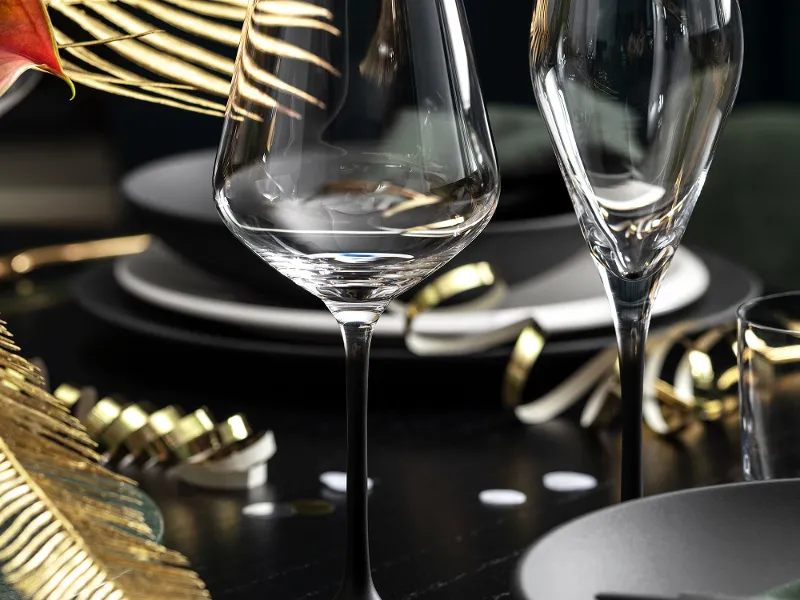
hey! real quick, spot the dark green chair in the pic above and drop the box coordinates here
[686,106,800,289]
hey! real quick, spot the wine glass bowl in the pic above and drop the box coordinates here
[530,0,744,500]
[214,0,499,314]
[213,1,499,598]
[216,147,498,308]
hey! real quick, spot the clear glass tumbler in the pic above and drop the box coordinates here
[739,292,800,481]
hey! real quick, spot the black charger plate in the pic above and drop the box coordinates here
[73,250,761,360]
[515,480,800,600]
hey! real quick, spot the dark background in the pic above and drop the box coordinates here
[1,0,785,167]
[1,0,796,287]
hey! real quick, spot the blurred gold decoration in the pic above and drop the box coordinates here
[0,236,152,315]
[0,321,209,598]
[0,235,151,282]
[288,499,335,516]
[47,0,340,116]
[529,0,551,67]
[360,0,405,85]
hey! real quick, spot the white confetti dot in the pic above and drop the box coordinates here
[320,471,375,493]
[542,472,598,493]
[242,502,295,518]
[479,489,527,506]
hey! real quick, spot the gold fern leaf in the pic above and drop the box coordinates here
[45,0,341,117]
[0,321,209,599]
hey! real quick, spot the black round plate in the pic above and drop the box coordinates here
[73,249,761,360]
[516,479,800,600]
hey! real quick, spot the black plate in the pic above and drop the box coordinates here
[516,479,800,600]
[73,249,761,360]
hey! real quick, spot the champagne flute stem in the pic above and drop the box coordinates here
[617,309,649,502]
[601,272,658,503]
[337,317,381,600]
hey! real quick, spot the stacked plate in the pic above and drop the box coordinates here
[112,239,710,347]
[75,106,761,360]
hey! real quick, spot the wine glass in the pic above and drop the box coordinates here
[213,1,499,598]
[530,0,743,501]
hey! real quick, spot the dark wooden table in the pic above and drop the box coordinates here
[0,227,743,600]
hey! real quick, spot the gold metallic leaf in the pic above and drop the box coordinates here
[246,20,340,75]
[234,69,299,118]
[79,1,235,74]
[0,326,208,599]
[241,51,324,107]
[62,58,228,113]
[55,29,228,113]
[68,73,225,116]
[61,61,194,88]
[57,29,164,48]
[70,72,225,117]
[256,0,333,20]
[252,15,341,35]
[161,0,247,20]
[49,1,232,96]
[200,0,334,19]
[46,0,336,116]
[118,0,243,46]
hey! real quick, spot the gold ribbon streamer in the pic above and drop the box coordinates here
[54,385,267,467]
[400,262,516,357]
[406,263,742,435]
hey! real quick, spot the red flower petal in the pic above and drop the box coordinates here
[0,0,74,97]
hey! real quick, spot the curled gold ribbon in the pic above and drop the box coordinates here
[163,407,220,465]
[51,380,270,469]
[504,322,546,409]
[400,262,516,357]
[405,262,503,321]
[126,405,184,464]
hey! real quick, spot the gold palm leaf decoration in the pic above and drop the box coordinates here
[45,0,341,118]
[0,320,209,599]
[529,0,551,67]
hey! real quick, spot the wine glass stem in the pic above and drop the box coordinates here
[602,272,658,503]
[338,318,380,600]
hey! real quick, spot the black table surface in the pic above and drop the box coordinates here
[0,227,743,600]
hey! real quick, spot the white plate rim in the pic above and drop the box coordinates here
[113,244,710,340]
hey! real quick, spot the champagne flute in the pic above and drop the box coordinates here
[213,0,499,597]
[529,0,743,500]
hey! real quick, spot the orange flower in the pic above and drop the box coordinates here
[0,0,74,98]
